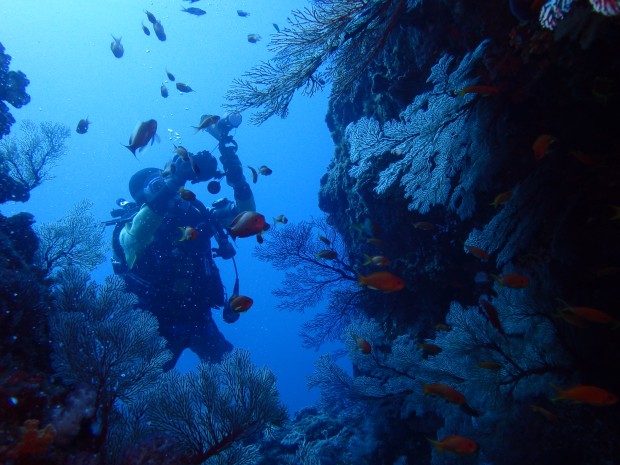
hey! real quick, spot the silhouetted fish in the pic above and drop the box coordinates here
[181,7,206,16]
[76,118,90,134]
[145,10,157,24]
[273,23,280,33]
[153,20,166,41]
[123,119,159,156]
[176,82,195,93]
[161,84,169,98]
[166,69,175,81]
[237,10,250,17]
[141,22,150,36]
[110,35,124,58]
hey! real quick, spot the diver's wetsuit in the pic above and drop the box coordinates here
[116,198,232,370]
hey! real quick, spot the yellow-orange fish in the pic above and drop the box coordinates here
[178,226,198,241]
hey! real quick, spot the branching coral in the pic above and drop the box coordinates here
[253,218,362,348]
[0,42,30,137]
[35,199,106,276]
[0,119,70,194]
[49,267,171,452]
[345,39,501,219]
[146,349,287,464]
[225,0,413,124]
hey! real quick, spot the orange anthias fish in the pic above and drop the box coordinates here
[479,300,508,338]
[490,190,512,208]
[552,385,618,406]
[465,245,491,261]
[557,299,615,324]
[354,336,371,355]
[178,226,198,241]
[358,271,405,292]
[490,273,529,289]
[427,435,478,455]
[532,134,556,161]
[179,187,196,201]
[229,295,253,313]
[423,383,466,405]
[227,211,268,241]
[193,114,220,132]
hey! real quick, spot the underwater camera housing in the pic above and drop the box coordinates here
[205,112,242,142]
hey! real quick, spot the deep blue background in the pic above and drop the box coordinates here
[0,0,337,413]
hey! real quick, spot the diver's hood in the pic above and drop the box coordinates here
[129,168,160,205]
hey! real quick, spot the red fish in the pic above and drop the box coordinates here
[490,190,512,208]
[124,119,158,156]
[178,226,198,241]
[552,385,618,406]
[427,435,478,455]
[358,271,405,292]
[229,295,253,313]
[423,383,466,405]
[465,245,490,261]
[490,273,529,289]
[227,211,268,240]
[557,299,615,324]
[533,134,556,161]
[354,336,371,355]
[479,300,507,338]
[179,187,196,201]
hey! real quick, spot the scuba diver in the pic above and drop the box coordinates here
[107,113,257,370]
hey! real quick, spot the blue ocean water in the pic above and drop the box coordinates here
[0,0,334,414]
